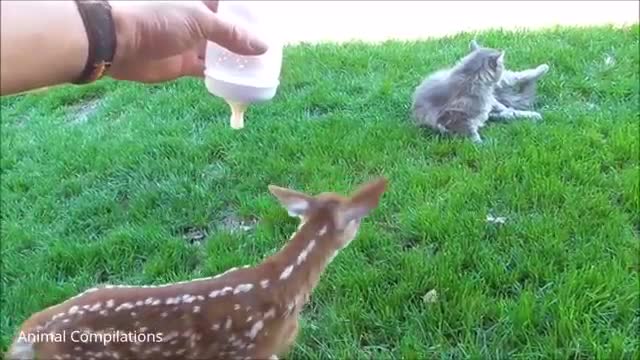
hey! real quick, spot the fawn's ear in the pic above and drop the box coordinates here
[268,185,315,217]
[339,177,388,224]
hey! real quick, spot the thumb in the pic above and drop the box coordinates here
[197,10,268,56]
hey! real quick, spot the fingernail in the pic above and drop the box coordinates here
[248,38,269,54]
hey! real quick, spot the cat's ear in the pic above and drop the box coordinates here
[489,51,505,69]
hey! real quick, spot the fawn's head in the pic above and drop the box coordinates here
[268,177,387,249]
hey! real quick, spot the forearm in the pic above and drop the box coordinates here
[0,1,88,96]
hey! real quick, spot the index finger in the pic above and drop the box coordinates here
[198,8,268,56]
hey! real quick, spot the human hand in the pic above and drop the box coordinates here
[107,1,268,83]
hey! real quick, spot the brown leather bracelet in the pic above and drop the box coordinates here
[72,0,117,84]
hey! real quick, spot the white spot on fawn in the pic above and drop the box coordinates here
[247,320,264,339]
[221,286,233,295]
[115,303,134,312]
[296,239,316,265]
[286,302,294,314]
[260,279,270,288]
[193,306,201,313]
[225,318,232,329]
[165,297,177,305]
[233,284,253,294]
[164,331,178,341]
[318,226,327,236]
[68,306,79,314]
[279,265,294,280]
[234,304,241,310]
[264,307,276,319]
[209,290,220,298]
[105,300,115,308]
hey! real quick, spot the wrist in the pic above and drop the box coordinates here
[106,1,135,78]
[71,0,118,84]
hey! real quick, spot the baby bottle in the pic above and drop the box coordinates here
[204,1,283,129]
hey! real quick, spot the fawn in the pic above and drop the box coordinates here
[7,177,388,360]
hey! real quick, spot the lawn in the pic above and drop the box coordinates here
[1,25,638,359]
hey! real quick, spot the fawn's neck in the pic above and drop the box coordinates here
[264,216,338,302]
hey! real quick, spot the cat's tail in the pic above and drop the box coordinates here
[435,109,472,136]
[411,104,446,134]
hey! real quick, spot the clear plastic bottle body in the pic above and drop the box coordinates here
[204,1,282,104]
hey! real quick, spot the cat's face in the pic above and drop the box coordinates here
[460,40,505,83]
[486,49,505,80]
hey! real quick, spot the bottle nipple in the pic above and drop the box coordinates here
[227,100,248,129]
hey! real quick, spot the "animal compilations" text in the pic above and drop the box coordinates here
[18,330,164,347]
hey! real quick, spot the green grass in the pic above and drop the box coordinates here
[1,25,639,359]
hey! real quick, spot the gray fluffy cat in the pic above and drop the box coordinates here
[470,40,549,117]
[411,40,548,143]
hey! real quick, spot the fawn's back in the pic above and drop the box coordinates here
[8,178,388,360]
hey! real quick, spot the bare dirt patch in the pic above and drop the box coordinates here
[219,212,258,234]
[183,227,208,245]
[66,98,102,125]
[181,211,258,246]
